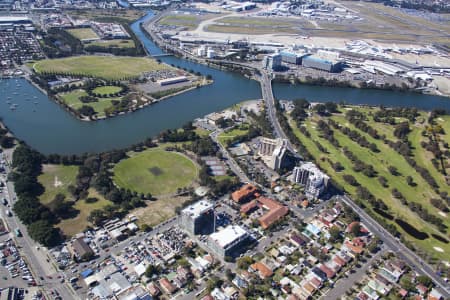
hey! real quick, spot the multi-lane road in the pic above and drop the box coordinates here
[0,149,77,300]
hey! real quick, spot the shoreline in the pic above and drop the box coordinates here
[23,74,213,122]
[144,11,449,99]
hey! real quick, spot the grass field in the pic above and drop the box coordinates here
[38,164,79,205]
[33,56,169,80]
[217,126,249,146]
[287,106,449,261]
[113,148,199,196]
[59,89,120,117]
[92,85,123,95]
[87,39,135,48]
[67,28,99,41]
[57,189,112,237]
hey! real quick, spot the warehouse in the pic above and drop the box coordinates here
[157,76,188,86]
[207,225,250,259]
[302,55,343,73]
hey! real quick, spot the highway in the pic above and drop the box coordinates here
[0,148,77,300]
[259,72,301,159]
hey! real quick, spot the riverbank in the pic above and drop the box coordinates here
[26,70,213,122]
[147,9,448,99]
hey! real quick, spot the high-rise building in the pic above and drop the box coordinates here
[259,138,295,171]
[293,163,329,199]
[180,200,215,236]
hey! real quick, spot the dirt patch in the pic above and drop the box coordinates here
[149,166,163,176]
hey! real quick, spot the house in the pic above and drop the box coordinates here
[231,184,258,203]
[158,278,177,295]
[428,288,443,300]
[71,238,94,260]
[147,282,160,297]
[416,284,428,295]
[250,261,273,279]
[290,234,307,247]
[319,264,336,279]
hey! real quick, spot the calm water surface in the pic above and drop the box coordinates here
[0,11,448,155]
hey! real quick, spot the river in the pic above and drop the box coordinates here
[0,11,449,155]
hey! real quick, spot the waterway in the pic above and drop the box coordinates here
[1,11,449,155]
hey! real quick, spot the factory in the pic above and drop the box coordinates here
[207,225,250,259]
[293,163,329,199]
[180,200,215,236]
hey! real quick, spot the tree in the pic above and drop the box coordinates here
[328,226,342,243]
[145,265,161,278]
[28,220,60,247]
[236,256,253,270]
[350,222,362,237]
[416,275,432,288]
[406,176,415,186]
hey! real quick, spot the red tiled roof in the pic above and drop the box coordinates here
[159,278,177,294]
[231,184,257,203]
[240,200,258,214]
[250,262,273,279]
[257,197,289,229]
[319,264,336,279]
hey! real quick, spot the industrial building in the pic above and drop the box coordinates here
[280,51,308,65]
[302,55,343,72]
[207,225,250,258]
[262,53,282,70]
[157,76,188,86]
[293,163,329,199]
[180,200,215,236]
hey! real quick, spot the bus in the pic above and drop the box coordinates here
[14,228,22,237]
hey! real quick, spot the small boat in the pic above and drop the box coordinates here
[34,102,38,104]
[33,96,37,99]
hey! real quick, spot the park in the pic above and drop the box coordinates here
[32,55,169,80]
[113,148,199,196]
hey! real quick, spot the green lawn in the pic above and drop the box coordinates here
[113,148,199,196]
[59,89,121,117]
[288,107,449,261]
[87,39,135,48]
[32,56,170,80]
[217,125,249,146]
[67,28,99,40]
[38,164,79,205]
[57,188,112,237]
[92,85,123,96]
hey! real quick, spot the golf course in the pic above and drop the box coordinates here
[287,104,450,262]
[113,149,199,196]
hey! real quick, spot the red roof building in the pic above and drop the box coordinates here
[231,184,258,203]
[257,197,289,229]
